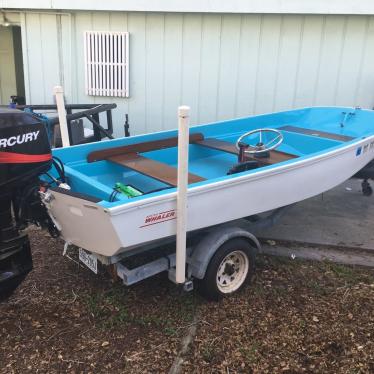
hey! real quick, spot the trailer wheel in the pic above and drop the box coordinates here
[198,238,255,301]
[362,179,373,196]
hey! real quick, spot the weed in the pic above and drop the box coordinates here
[307,280,330,296]
[240,342,259,364]
[202,345,218,363]
[83,288,130,328]
[298,319,307,329]
[164,325,178,336]
[85,293,106,319]
[83,286,181,330]
[322,262,369,284]
[252,283,266,296]
[133,315,164,327]
[175,293,197,322]
[269,285,289,297]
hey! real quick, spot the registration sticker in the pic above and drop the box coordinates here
[79,248,98,274]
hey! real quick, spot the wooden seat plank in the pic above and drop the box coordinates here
[108,153,205,187]
[280,125,354,142]
[88,133,204,163]
[193,138,297,165]
[193,138,238,155]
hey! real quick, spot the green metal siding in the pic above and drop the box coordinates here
[20,12,374,135]
[0,26,17,104]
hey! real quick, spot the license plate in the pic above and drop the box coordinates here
[79,248,98,274]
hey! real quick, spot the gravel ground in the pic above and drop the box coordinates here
[1,229,373,373]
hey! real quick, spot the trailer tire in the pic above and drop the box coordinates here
[197,238,256,301]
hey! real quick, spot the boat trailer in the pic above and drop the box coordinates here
[0,104,291,301]
[1,99,373,301]
[64,207,291,301]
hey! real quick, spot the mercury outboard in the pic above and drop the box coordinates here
[0,109,57,301]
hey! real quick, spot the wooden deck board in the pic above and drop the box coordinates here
[108,153,205,187]
[193,138,297,164]
[88,133,204,162]
[280,125,354,142]
[193,138,239,155]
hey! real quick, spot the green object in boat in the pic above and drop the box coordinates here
[115,182,143,198]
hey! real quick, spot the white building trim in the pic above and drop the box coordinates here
[2,0,374,15]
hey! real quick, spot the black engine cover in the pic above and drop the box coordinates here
[0,109,52,189]
[0,109,52,301]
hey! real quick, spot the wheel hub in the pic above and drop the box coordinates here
[224,262,236,276]
[216,250,249,294]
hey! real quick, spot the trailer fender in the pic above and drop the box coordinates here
[187,226,261,280]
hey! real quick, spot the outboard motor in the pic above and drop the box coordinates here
[0,109,54,301]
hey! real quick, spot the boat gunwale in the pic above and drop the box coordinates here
[52,105,363,157]
[103,134,374,216]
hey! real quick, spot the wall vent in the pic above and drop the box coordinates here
[84,31,129,97]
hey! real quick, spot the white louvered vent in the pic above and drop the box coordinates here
[84,31,129,97]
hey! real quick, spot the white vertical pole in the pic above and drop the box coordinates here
[176,105,190,284]
[84,32,88,95]
[53,86,70,147]
[98,32,102,96]
[125,32,129,97]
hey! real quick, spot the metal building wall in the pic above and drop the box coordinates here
[0,26,17,104]
[20,12,374,135]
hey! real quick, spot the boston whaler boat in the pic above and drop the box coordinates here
[1,105,374,300]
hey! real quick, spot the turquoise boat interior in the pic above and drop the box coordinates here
[50,107,373,208]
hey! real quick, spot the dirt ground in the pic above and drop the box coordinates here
[1,229,373,373]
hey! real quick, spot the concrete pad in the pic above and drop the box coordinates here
[252,179,374,251]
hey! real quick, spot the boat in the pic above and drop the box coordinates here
[41,106,374,259]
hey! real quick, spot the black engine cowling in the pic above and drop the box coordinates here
[0,109,52,301]
[0,109,52,189]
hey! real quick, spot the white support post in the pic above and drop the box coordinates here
[53,86,70,147]
[176,105,190,284]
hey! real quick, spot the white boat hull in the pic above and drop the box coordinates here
[48,136,374,257]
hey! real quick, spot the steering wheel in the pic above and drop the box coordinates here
[235,128,284,155]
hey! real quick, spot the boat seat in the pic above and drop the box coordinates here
[108,153,205,187]
[192,138,297,165]
[88,133,206,187]
[87,133,204,162]
[279,125,354,142]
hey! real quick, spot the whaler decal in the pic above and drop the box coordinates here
[0,130,40,149]
[140,209,176,228]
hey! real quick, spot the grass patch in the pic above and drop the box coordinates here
[306,280,331,296]
[164,325,178,337]
[173,293,197,323]
[84,287,131,328]
[202,344,221,363]
[82,285,192,331]
[321,261,373,285]
[240,342,259,364]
